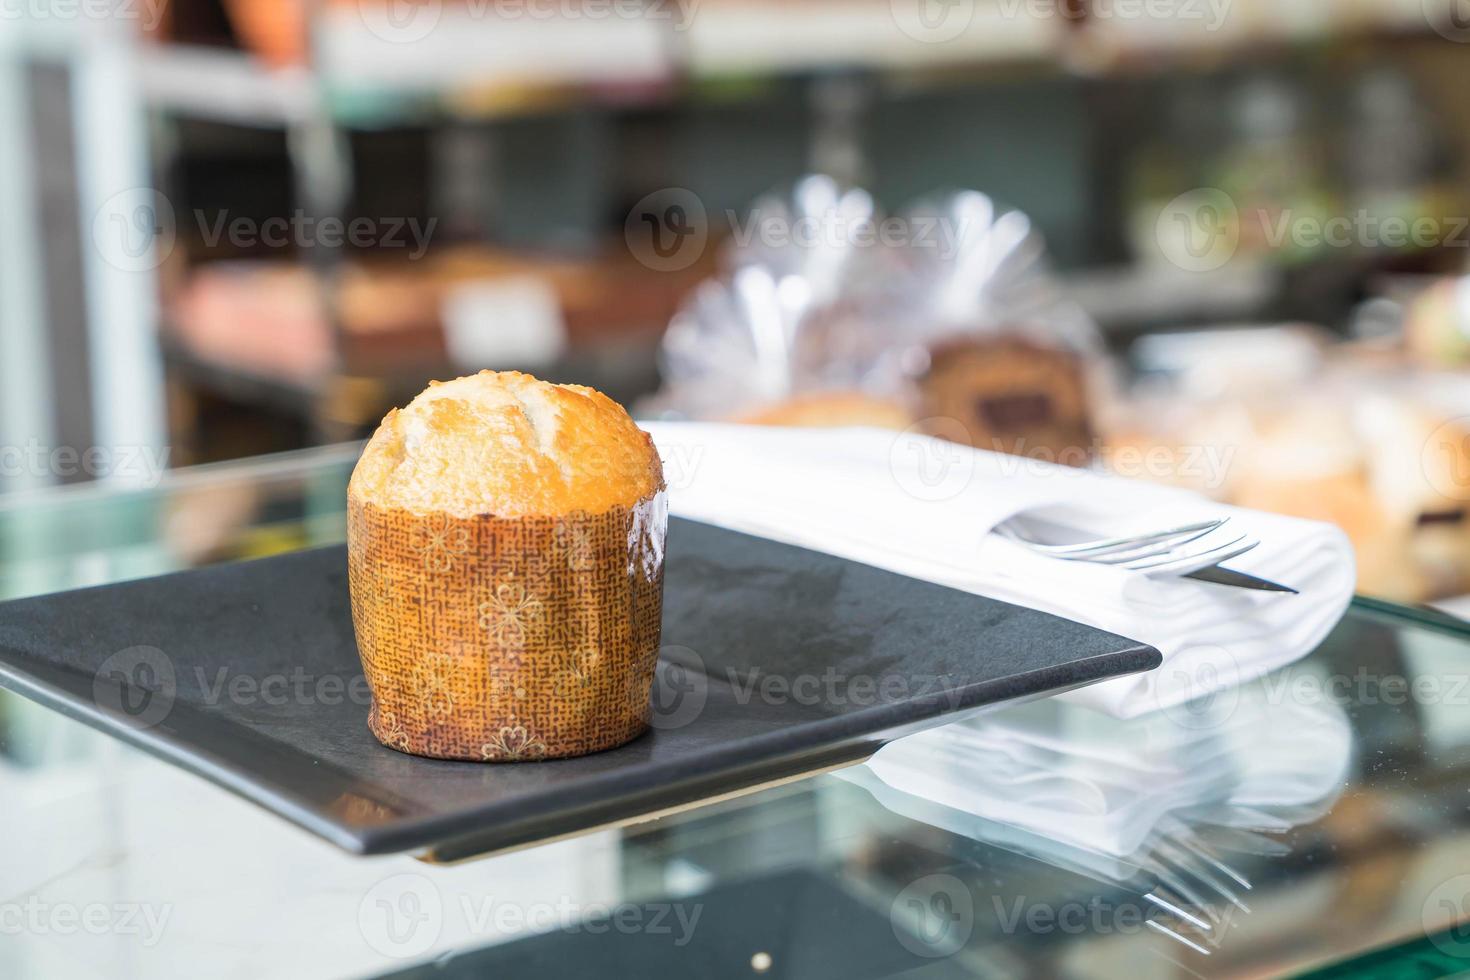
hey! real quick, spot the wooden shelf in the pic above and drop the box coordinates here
[135,1,1458,128]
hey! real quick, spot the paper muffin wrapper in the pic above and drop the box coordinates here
[347,490,667,761]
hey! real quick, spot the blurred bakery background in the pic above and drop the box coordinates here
[4,0,1470,606]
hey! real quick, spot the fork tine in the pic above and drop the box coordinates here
[1154,841,1251,913]
[1059,519,1227,557]
[1056,525,1235,565]
[1142,888,1213,931]
[997,516,1272,587]
[1132,539,1259,575]
[1159,821,1255,890]
[1184,842,1253,891]
[1000,518,1227,556]
[1145,919,1215,956]
[1118,533,1248,569]
[1139,859,1220,926]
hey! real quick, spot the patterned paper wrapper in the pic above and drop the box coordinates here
[347,490,667,762]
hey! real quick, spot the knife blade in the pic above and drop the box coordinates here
[1185,565,1299,594]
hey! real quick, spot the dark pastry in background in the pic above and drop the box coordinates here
[917,336,1094,466]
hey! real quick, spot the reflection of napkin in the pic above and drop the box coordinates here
[645,422,1355,717]
[843,684,1353,858]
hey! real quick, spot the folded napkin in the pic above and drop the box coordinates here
[644,422,1356,717]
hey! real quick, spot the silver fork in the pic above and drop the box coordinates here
[995,515,1295,593]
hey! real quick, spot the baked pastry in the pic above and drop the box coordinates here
[737,391,913,430]
[1404,276,1470,368]
[1356,398,1470,599]
[347,370,667,761]
[1234,466,1424,601]
[917,337,1093,465]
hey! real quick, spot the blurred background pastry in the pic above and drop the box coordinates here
[1404,275,1470,368]
[1100,324,1470,603]
[916,336,1093,464]
[736,391,913,430]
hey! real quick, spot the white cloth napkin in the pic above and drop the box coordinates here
[644,422,1356,718]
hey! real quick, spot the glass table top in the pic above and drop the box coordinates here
[4,446,1470,979]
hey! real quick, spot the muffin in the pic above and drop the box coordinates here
[347,370,667,761]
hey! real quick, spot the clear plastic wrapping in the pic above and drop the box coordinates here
[643,176,1102,435]
[889,190,1100,357]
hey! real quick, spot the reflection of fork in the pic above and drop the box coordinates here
[1137,821,1253,956]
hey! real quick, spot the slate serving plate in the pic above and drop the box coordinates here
[0,518,1158,860]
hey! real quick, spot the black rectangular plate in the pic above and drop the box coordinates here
[0,518,1158,859]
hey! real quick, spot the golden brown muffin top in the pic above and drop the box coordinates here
[349,370,664,518]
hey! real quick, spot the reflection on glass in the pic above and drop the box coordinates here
[842,680,1352,959]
